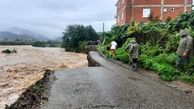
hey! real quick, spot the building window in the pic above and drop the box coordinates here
[143,8,151,18]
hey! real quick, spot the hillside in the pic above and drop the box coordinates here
[0,27,49,42]
[0,31,35,41]
[8,27,49,41]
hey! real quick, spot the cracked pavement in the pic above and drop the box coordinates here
[41,52,194,109]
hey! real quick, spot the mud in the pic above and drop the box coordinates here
[6,69,55,109]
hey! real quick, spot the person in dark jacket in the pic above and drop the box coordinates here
[125,39,140,71]
[176,29,193,69]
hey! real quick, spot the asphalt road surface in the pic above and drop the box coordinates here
[42,52,194,109]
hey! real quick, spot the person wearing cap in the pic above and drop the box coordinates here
[125,39,140,71]
[176,29,193,69]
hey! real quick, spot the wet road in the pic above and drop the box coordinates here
[42,52,194,109]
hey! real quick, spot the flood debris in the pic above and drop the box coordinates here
[1,49,17,54]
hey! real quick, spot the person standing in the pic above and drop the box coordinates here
[125,39,140,71]
[109,40,117,58]
[176,29,193,70]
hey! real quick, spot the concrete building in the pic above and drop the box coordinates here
[115,0,193,25]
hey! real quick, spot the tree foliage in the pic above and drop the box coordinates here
[62,24,99,52]
[32,41,60,47]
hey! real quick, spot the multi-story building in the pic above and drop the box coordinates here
[115,0,193,25]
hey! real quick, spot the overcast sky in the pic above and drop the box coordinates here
[0,0,117,38]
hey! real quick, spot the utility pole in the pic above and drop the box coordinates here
[102,23,105,44]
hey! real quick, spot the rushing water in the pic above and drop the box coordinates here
[0,45,87,109]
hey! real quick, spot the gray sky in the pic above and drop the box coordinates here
[0,0,117,38]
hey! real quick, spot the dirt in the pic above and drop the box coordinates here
[6,69,55,109]
[0,46,87,109]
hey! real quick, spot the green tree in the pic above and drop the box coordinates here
[62,24,99,52]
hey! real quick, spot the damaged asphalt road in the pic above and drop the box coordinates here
[41,52,194,109]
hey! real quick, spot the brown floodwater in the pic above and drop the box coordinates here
[0,46,87,109]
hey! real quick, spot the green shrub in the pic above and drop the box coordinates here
[140,43,164,56]
[114,48,129,63]
[140,56,155,69]
[179,74,194,83]
[165,32,180,52]
[155,53,176,65]
[97,45,110,57]
[122,38,134,49]
[139,53,178,81]
[156,64,179,81]
[79,41,87,51]
[184,57,194,75]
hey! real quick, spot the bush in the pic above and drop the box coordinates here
[179,74,194,83]
[122,38,134,49]
[139,53,178,81]
[141,43,164,56]
[184,57,194,75]
[155,53,176,65]
[165,32,180,52]
[114,48,129,63]
[154,64,179,81]
[79,41,87,52]
[97,45,111,58]
[139,55,155,69]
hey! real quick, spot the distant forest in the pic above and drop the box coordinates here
[0,40,61,47]
[0,41,32,45]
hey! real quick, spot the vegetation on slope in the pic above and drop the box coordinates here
[98,11,194,83]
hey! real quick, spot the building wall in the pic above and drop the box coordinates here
[115,0,193,26]
[164,0,192,5]
[116,0,126,25]
[132,7,161,22]
[163,7,184,20]
[125,6,132,24]
[133,0,161,5]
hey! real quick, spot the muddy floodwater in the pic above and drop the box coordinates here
[0,46,87,109]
